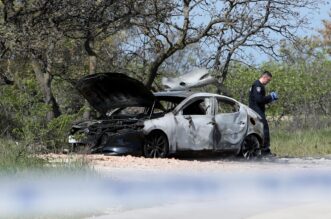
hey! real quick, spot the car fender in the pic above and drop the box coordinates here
[143,113,177,153]
[243,106,264,150]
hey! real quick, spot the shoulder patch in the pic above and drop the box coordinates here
[256,86,261,92]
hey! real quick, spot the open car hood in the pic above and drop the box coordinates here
[76,73,155,114]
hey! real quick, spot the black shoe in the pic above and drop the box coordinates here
[261,149,276,157]
[264,152,276,157]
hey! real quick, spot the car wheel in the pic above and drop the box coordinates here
[144,132,169,158]
[241,135,261,159]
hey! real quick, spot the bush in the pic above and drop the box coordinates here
[0,75,82,152]
[42,113,83,152]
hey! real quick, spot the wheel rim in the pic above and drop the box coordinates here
[144,133,168,158]
[241,136,260,159]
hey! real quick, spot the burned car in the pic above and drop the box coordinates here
[69,72,264,159]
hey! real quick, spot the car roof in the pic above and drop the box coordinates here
[154,91,193,98]
[154,91,239,103]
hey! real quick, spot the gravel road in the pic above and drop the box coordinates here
[87,154,331,173]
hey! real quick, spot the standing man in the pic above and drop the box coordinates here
[249,71,278,156]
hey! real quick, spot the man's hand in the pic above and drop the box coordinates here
[270,92,278,101]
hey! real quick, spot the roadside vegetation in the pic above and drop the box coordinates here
[271,127,331,157]
[0,139,45,172]
[0,138,92,174]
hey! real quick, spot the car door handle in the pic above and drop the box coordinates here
[239,122,246,125]
[208,121,216,125]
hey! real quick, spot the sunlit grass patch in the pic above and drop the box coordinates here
[271,127,331,157]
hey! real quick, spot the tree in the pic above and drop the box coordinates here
[49,0,152,118]
[0,0,63,120]
[127,0,320,90]
[50,0,148,74]
[0,0,151,120]
[279,37,324,65]
[320,12,331,55]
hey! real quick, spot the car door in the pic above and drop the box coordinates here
[214,98,248,150]
[174,97,215,151]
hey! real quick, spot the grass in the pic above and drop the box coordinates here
[0,139,46,173]
[271,127,331,157]
[0,138,93,174]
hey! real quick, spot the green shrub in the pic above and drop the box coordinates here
[42,113,83,152]
[0,76,83,152]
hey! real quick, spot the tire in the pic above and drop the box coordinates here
[143,132,169,158]
[241,135,261,159]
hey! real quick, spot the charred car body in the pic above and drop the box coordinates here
[69,71,264,158]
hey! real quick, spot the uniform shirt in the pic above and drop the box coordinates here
[249,80,272,117]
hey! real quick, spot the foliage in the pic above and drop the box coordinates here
[0,139,46,173]
[0,73,82,151]
[224,54,331,130]
[43,114,83,152]
[0,138,94,179]
[320,14,331,55]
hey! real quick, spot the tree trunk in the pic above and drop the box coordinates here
[31,58,61,121]
[145,50,177,89]
[146,61,161,89]
[83,37,97,119]
[84,37,97,74]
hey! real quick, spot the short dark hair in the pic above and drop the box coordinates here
[261,70,272,78]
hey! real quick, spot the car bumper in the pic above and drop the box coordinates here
[100,130,144,155]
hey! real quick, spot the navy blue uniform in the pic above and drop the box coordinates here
[249,80,273,151]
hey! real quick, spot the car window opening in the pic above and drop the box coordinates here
[217,99,239,114]
[183,98,210,115]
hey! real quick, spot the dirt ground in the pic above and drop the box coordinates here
[46,153,331,173]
